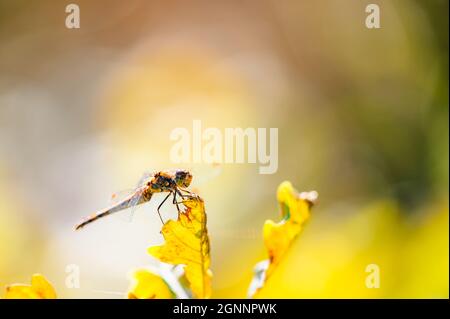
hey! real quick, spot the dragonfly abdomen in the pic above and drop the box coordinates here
[75,190,152,230]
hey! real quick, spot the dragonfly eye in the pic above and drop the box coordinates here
[174,170,193,188]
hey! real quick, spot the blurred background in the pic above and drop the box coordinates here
[0,0,448,298]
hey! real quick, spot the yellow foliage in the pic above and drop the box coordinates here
[148,196,212,299]
[248,181,317,297]
[4,274,56,299]
[127,269,174,299]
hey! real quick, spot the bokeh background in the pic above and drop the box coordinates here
[0,0,448,298]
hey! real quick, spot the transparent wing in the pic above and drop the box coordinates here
[188,163,223,189]
[110,188,136,204]
[126,171,155,222]
[135,171,154,187]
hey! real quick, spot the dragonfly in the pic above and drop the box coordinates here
[75,169,195,230]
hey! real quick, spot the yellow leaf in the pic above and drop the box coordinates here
[4,274,57,299]
[248,181,317,297]
[148,196,212,298]
[127,269,174,299]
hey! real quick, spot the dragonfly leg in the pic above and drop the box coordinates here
[157,193,171,224]
[172,191,182,218]
[179,188,198,199]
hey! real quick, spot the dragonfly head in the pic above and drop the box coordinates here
[174,169,193,188]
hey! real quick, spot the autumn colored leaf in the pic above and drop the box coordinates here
[248,181,318,298]
[127,264,191,299]
[148,196,212,299]
[127,268,175,299]
[4,274,57,299]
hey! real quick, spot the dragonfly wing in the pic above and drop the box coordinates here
[107,188,139,223]
[136,171,155,187]
[189,163,223,188]
[126,189,144,222]
[110,188,136,204]
[125,171,154,222]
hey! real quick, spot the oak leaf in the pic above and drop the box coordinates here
[4,274,56,299]
[148,196,212,298]
[248,181,317,297]
[127,269,174,299]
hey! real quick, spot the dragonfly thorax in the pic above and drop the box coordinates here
[148,172,176,192]
[147,169,192,192]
